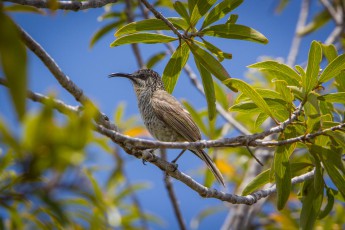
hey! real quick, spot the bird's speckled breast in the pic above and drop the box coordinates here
[137,91,181,142]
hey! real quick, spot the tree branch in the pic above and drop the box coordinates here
[4,0,119,11]
[139,0,184,40]
[161,149,186,230]
[287,0,310,67]
[0,79,317,204]
[17,25,117,132]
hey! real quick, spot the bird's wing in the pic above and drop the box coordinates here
[151,91,201,142]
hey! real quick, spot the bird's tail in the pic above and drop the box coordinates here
[192,149,225,187]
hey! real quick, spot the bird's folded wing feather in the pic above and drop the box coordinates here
[151,91,201,142]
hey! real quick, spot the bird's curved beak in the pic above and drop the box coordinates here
[108,73,133,79]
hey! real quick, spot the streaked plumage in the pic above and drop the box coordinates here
[109,69,225,186]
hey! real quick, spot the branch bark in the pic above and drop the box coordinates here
[4,0,118,11]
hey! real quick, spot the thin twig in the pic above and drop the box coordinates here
[1,80,317,204]
[4,0,118,11]
[287,0,310,67]
[17,25,117,132]
[161,149,187,230]
[320,0,341,23]
[125,0,145,68]
[139,0,184,40]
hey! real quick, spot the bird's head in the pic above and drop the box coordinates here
[109,69,165,93]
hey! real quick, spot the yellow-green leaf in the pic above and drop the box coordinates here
[188,41,236,91]
[162,42,190,93]
[110,33,177,47]
[115,18,188,37]
[202,24,268,44]
[189,0,217,27]
[304,41,322,93]
[195,59,216,120]
[319,54,345,84]
[0,12,27,120]
[225,79,276,121]
[248,60,301,86]
[201,0,243,29]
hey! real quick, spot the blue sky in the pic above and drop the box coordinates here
[0,0,335,229]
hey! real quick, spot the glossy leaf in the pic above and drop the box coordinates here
[201,0,243,29]
[188,42,236,91]
[274,143,293,210]
[304,41,322,93]
[225,79,276,121]
[318,187,335,219]
[90,20,124,48]
[242,169,270,195]
[189,0,217,27]
[115,18,188,37]
[300,180,323,230]
[213,80,229,109]
[146,51,166,69]
[319,54,345,84]
[110,33,177,47]
[317,92,345,104]
[199,39,232,61]
[173,1,190,23]
[321,43,337,63]
[195,59,216,120]
[0,12,27,120]
[162,42,190,93]
[202,24,268,44]
[274,80,293,105]
[248,61,301,86]
[254,112,269,130]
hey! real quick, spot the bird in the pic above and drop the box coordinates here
[109,69,225,186]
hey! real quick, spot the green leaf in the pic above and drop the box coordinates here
[311,145,345,197]
[225,79,277,121]
[321,43,338,63]
[4,4,45,14]
[173,1,190,23]
[319,54,345,84]
[318,187,335,219]
[235,88,285,102]
[201,0,243,29]
[115,18,188,37]
[274,80,293,105]
[317,92,345,104]
[188,41,236,91]
[254,112,269,130]
[248,61,301,86]
[213,80,229,109]
[162,42,190,93]
[0,12,27,120]
[202,24,268,44]
[146,51,166,69]
[304,41,322,93]
[300,180,323,230]
[274,144,293,210]
[242,169,270,195]
[226,14,238,24]
[90,20,124,48]
[195,59,216,120]
[189,0,217,27]
[110,33,177,47]
[198,38,232,61]
[298,9,331,36]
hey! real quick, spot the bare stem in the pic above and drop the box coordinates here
[139,0,184,40]
[4,0,119,11]
[286,0,310,67]
[160,149,187,230]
